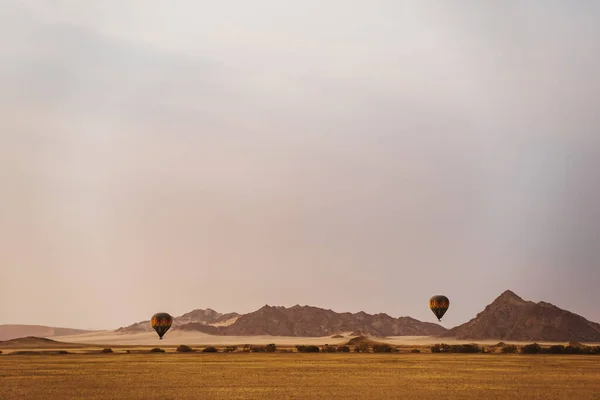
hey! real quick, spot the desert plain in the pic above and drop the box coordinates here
[2,351,600,400]
[2,334,600,400]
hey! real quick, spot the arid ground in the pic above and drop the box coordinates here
[2,353,599,400]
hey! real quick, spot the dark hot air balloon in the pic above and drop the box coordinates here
[151,312,173,340]
[429,295,449,322]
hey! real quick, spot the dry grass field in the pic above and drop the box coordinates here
[2,353,600,400]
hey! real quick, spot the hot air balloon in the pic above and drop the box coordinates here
[429,295,449,322]
[151,312,173,340]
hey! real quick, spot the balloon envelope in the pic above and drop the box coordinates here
[151,312,173,339]
[429,295,450,321]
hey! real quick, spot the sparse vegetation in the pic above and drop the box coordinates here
[431,344,481,354]
[176,345,194,353]
[202,347,218,353]
[410,349,421,354]
[501,345,518,354]
[337,346,350,353]
[100,348,113,354]
[547,345,565,354]
[296,345,320,353]
[149,348,165,353]
[354,343,370,353]
[520,343,542,354]
[224,346,238,353]
[321,345,338,353]
[265,344,277,353]
[372,344,396,353]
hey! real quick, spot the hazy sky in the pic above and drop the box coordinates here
[1,0,599,330]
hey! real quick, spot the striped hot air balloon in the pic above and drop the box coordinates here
[151,312,173,340]
[429,295,450,322]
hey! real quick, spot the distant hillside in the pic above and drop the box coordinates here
[0,336,86,349]
[116,308,240,334]
[0,325,96,341]
[178,305,447,337]
[441,290,600,342]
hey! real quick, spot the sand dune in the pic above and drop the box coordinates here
[48,330,600,348]
[51,330,354,346]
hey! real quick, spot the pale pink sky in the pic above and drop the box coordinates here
[1,0,599,330]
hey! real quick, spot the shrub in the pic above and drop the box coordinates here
[410,349,421,354]
[242,345,252,353]
[547,345,565,354]
[496,342,506,347]
[202,347,218,353]
[250,346,266,353]
[431,344,451,353]
[100,348,113,354]
[176,345,194,353]
[353,343,370,353]
[150,348,165,353]
[296,345,320,353]
[431,344,481,353]
[265,344,277,353]
[372,344,395,353]
[322,345,338,353]
[125,350,131,354]
[0,350,3,355]
[451,344,481,354]
[58,350,70,354]
[501,345,518,354]
[337,346,350,353]
[224,346,238,353]
[521,343,542,354]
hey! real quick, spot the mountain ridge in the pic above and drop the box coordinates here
[441,290,600,342]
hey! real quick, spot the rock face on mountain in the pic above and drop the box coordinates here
[178,305,447,337]
[441,290,600,342]
[116,309,239,333]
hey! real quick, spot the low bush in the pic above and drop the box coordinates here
[176,345,194,353]
[547,345,565,354]
[372,344,395,353]
[250,346,266,353]
[410,349,421,354]
[202,347,218,353]
[265,344,277,353]
[337,346,351,353]
[354,343,370,353]
[224,346,238,353]
[431,344,481,353]
[100,348,113,354]
[321,345,338,353]
[520,343,542,354]
[501,345,518,354]
[296,345,320,353]
[150,348,165,353]
[431,344,451,353]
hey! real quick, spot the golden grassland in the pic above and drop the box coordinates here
[2,353,600,400]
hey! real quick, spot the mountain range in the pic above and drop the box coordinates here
[3,290,600,342]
